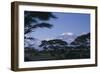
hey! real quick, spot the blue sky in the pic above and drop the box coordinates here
[27,12,90,40]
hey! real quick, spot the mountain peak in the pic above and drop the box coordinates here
[61,32,74,36]
[57,32,77,44]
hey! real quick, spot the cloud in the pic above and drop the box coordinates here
[61,32,74,36]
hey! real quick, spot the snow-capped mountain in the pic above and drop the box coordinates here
[56,32,77,44]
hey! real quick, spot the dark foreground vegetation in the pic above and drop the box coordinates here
[24,45,90,61]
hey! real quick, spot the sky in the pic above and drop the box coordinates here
[26,12,90,40]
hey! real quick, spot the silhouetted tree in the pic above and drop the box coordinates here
[24,11,56,34]
[40,39,68,50]
[24,11,57,47]
[71,33,90,46]
[70,33,90,58]
[39,39,68,58]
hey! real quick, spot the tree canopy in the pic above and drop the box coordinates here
[71,33,90,46]
[39,39,68,51]
[24,11,57,47]
[24,11,57,34]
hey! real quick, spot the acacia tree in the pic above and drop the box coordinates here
[39,39,68,58]
[24,11,57,47]
[71,33,90,47]
[39,39,68,50]
[70,33,90,58]
[24,11,56,34]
